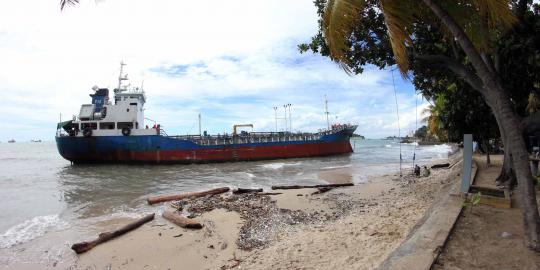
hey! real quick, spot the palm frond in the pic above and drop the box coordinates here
[437,0,515,53]
[526,92,540,114]
[60,0,79,11]
[472,0,517,29]
[322,0,366,74]
[379,0,415,77]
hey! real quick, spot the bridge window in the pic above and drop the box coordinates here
[117,122,133,129]
[99,122,115,129]
[82,122,97,130]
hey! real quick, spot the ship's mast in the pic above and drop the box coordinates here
[198,113,202,136]
[273,107,278,132]
[325,95,330,130]
[287,104,292,132]
[117,62,128,92]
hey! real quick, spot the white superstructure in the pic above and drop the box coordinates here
[63,63,158,137]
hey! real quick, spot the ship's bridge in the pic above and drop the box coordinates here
[58,63,159,137]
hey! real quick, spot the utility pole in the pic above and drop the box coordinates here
[273,107,278,132]
[287,104,292,132]
[283,104,288,132]
[324,95,330,130]
[198,113,202,136]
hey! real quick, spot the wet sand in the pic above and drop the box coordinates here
[4,155,460,270]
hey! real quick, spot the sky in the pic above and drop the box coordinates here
[0,0,426,141]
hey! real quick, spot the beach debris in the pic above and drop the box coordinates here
[431,163,450,169]
[173,233,183,238]
[312,186,335,195]
[162,211,203,229]
[147,187,230,205]
[271,183,353,190]
[232,188,263,194]
[257,192,282,195]
[71,213,155,254]
[169,201,183,211]
[501,231,513,238]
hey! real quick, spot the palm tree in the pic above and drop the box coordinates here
[323,0,540,250]
[422,94,448,142]
[60,0,79,10]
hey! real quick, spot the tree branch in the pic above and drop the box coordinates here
[414,54,485,92]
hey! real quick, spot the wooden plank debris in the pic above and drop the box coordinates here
[232,188,263,194]
[271,183,353,190]
[431,163,450,169]
[71,213,155,254]
[162,211,203,229]
[147,187,230,205]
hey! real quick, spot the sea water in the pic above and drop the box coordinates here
[0,139,452,264]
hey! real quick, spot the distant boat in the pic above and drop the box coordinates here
[31,140,42,143]
[8,139,15,143]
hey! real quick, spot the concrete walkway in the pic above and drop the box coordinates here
[375,160,476,270]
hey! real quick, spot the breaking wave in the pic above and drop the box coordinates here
[259,162,303,170]
[0,215,68,248]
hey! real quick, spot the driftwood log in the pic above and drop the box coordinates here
[232,188,263,194]
[431,163,450,169]
[312,186,335,195]
[162,211,203,229]
[147,187,230,205]
[71,213,155,254]
[257,192,283,195]
[271,183,354,190]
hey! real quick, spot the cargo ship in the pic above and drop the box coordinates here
[55,64,357,164]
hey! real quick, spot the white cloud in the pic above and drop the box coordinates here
[0,0,422,141]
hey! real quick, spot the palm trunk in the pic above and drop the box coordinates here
[497,150,517,188]
[496,119,517,188]
[423,0,540,251]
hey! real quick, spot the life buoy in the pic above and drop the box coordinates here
[122,127,131,136]
[83,128,92,137]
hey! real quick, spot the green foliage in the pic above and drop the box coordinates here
[300,0,539,142]
[414,125,428,139]
[317,0,516,76]
[463,192,482,212]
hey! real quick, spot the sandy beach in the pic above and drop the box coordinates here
[0,153,462,270]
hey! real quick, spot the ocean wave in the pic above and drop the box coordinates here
[259,162,302,170]
[0,215,68,248]
[385,144,391,148]
[321,165,352,170]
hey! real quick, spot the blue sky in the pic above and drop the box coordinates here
[0,0,426,141]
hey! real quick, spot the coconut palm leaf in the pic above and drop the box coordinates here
[323,0,366,73]
[379,0,415,77]
[472,0,516,29]
[323,0,516,77]
[60,0,79,10]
